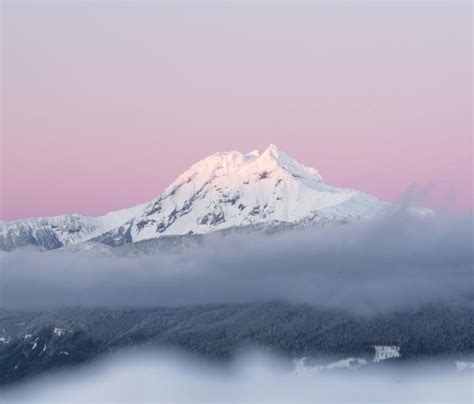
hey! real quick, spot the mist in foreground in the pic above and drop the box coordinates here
[2,349,473,403]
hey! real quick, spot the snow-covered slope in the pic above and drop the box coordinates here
[0,145,388,251]
[122,144,386,243]
[0,203,146,251]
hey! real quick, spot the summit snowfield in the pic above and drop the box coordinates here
[123,145,385,242]
[0,145,387,251]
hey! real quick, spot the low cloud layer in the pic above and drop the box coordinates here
[0,210,472,314]
[2,349,472,403]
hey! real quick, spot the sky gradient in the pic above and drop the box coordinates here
[1,1,472,220]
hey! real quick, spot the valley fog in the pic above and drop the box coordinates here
[0,211,472,315]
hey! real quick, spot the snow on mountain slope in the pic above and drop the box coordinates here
[125,144,387,242]
[0,145,388,251]
[0,203,146,251]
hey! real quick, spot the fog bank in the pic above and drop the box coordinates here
[1,211,472,314]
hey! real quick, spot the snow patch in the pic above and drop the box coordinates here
[292,357,367,375]
[0,336,10,344]
[31,338,39,350]
[53,327,65,337]
[373,346,401,363]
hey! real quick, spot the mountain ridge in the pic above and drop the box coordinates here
[0,145,387,251]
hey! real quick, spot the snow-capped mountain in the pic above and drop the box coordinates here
[113,144,386,243]
[0,145,388,251]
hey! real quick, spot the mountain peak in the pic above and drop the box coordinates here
[260,144,286,166]
[124,145,384,242]
[170,145,322,190]
[261,143,280,157]
[258,144,322,182]
[243,144,283,160]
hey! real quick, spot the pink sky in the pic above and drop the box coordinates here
[1,2,472,220]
